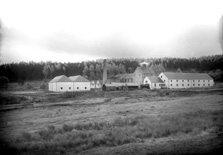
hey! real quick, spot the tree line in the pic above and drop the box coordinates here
[0,55,223,82]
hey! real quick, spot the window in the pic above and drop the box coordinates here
[61,87,63,90]
[171,84,172,86]
[182,80,184,82]
[188,84,189,86]
[176,80,178,82]
[164,80,165,82]
[203,80,205,82]
[176,84,178,86]
[182,84,184,86]
[208,84,210,86]
[188,80,189,82]
[208,80,210,82]
[145,81,148,84]
[203,84,205,86]
[161,76,162,78]
[193,80,195,82]
[155,83,156,87]
[198,84,200,86]
[171,80,172,82]
[69,87,71,89]
[77,87,79,89]
[85,87,87,89]
[198,80,200,82]
[193,84,195,86]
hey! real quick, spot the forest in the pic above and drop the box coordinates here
[0,55,223,83]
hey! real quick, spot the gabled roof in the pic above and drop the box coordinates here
[147,76,164,83]
[91,80,103,84]
[123,73,134,79]
[136,67,153,75]
[69,75,90,82]
[162,72,213,80]
[114,74,125,78]
[114,73,133,79]
[49,75,73,83]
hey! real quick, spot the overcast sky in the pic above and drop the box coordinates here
[0,0,222,63]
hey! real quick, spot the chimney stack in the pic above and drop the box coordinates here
[103,59,107,85]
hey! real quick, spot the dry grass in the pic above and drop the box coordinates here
[3,109,222,155]
[0,88,223,155]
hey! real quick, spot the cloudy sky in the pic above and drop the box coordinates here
[0,0,222,63]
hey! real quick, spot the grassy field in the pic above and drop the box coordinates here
[0,84,223,155]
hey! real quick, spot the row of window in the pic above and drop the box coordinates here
[170,84,210,87]
[170,80,210,82]
[154,83,165,87]
[60,87,88,90]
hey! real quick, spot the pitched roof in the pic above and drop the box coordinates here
[123,73,134,79]
[91,80,103,84]
[49,75,73,83]
[162,72,213,80]
[137,67,153,75]
[114,74,125,78]
[69,75,90,82]
[147,76,163,83]
[114,73,133,79]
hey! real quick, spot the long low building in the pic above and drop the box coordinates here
[49,75,90,92]
[158,72,214,89]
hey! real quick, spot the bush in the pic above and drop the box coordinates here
[40,83,47,90]
[63,124,75,132]
[21,132,32,141]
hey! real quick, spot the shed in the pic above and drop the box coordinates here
[91,80,102,89]
[49,75,74,92]
[143,76,165,89]
[69,75,91,91]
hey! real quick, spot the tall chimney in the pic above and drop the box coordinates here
[103,59,107,85]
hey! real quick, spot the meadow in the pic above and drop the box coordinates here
[0,82,223,155]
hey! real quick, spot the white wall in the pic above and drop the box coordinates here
[169,79,191,89]
[133,68,143,85]
[56,82,74,92]
[143,77,164,90]
[74,82,90,91]
[95,81,101,88]
[159,73,169,87]
[159,73,214,89]
[49,82,91,92]
[49,83,53,91]
[91,81,96,89]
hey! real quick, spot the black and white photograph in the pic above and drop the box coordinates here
[0,0,223,154]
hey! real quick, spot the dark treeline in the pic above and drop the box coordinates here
[0,55,223,82]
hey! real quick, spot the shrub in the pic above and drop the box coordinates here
[63,124,75,132]
[38,129,53,140]
[40,83,47,90]
[21,132,32,141]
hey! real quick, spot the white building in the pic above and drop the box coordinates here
[158,72,214,89]
[49,75,74,92]
[90,80,102,89]
[69,75,91,91]
[143,76,165,90]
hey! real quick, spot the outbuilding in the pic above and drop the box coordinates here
[49,75,74,92]
[143,76,165,90]
[69,75,91,91]
[91,80,102,89]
